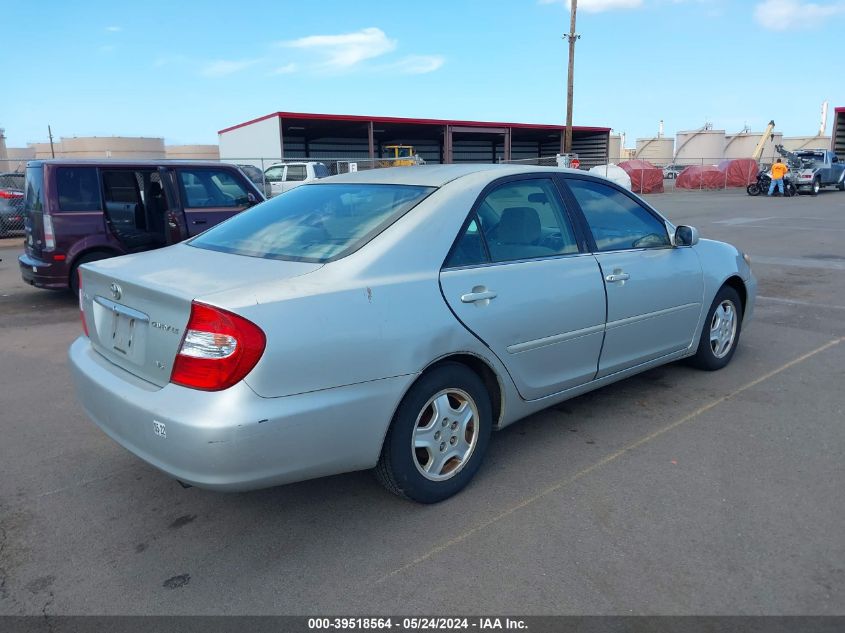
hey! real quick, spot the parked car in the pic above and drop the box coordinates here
[0,172,25,236]
[70,164,756,503]
[18,160,264,293]
[263,161,329,196]
[662,164,686,179]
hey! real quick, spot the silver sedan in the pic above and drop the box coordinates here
[70,165,756,503]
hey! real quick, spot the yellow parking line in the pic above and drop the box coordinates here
[377,336,845,584]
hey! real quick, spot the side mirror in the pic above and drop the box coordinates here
[247,192,259,206]
[675,225,699,246]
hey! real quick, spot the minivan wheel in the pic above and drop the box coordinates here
[69,252,111,295]
[375,363,492,503]
[688,286,743,371]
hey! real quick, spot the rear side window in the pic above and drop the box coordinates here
[446,178,579,267]
[566,179,670,252]
[178,168,249,208]
[286,165,307,181]
[314,164,330,178]
[24,166,45,213]
[57,167,102,212]
[189,183,434,263]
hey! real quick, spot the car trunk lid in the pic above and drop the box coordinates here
[80,244,321,387]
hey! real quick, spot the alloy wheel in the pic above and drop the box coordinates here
[710,300,738,359]
[412,389,479,481]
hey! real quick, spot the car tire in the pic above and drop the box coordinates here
[69,252,111,295]
[375,363,492,503]
[786,183,797,197]
[837,180,845,191]
[812,178,821,196]
[688,285,743,371]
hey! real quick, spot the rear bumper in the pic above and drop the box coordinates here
[19,252,69,290]
[69,337,414,491]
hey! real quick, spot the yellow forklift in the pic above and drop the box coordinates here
[380,145,422,167]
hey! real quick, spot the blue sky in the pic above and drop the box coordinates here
[3,0,842,148]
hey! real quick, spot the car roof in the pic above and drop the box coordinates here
[323,164,583,187]
[27,159,237,168]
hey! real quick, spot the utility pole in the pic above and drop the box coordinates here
[564,0,579,153]
[48,125,56,158]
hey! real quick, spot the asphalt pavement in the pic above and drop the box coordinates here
[0,188,843,616]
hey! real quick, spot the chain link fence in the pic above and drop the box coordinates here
[218,156,425,197]
[501,155,775,194]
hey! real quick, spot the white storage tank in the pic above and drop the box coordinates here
[781,136,832,152]
[674,129,725,164]
[724,131,784,160]
[634,137,673,165]
[608,135,623,162]
[165,144,220,160]
[58,136,165,159]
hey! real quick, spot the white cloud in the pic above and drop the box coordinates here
[753,0,845,30]
[200,59,262,77]
[105,25,122,32]
[539,0,644,12]
[280,27,397,70]
[270,63,298,75]
[388,55,445,74]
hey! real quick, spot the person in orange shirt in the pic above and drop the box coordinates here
[768,158,789,196]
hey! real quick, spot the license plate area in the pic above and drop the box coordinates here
[92,296,148,365]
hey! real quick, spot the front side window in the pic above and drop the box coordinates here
[264,166,285,182]
[189,183,434,263]
[566,179,670,252]
[56,167,101,212]
[178,169,248,208]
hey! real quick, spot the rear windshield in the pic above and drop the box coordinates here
[189,183,435,263]
[24,166,45,213]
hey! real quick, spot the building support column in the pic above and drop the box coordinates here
[368,121,375,160]
[504,128,512,162]
[444,125,453,164]
[278,116,285,159]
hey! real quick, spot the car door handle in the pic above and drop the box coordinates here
[605,272,630,283]
[192,219,207,225]
[461,289,497,303]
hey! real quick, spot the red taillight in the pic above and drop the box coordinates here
[170,302,266,391]
[43,214,56,250]
[79,271,89,337]
[0,190,23,199]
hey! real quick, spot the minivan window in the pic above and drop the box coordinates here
[57,167,102,212]
[178,168,249,208]
[189,183,434,263]
[24,166,44,213]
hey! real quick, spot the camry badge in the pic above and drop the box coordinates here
[109,283,122,301]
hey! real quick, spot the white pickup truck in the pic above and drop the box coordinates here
[264,162,330,196]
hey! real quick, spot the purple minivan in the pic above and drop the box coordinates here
[18,160,264,293]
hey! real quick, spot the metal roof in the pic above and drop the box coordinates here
[218,111,611,135]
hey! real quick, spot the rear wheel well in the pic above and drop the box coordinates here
[69,249,119,291]
[723,276,747,315]
[425,354,503,428]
